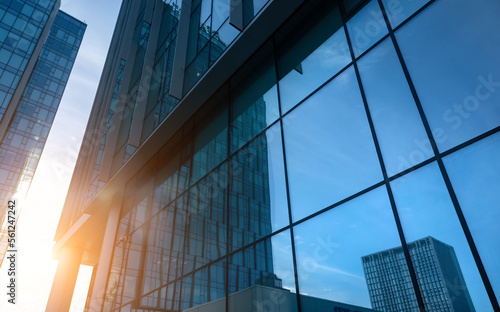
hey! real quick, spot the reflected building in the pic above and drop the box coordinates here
[48,0,500,312]
[0,0,85,266]
[362,237,475,312]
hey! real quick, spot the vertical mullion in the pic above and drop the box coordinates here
[340,1,428,311]
[377,0,500,309]
[226,79,231,312]
[272,36,302,312]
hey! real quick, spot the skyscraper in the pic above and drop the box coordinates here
[48,0,500,311]
[0,0,85,266]
[362,236,475,311]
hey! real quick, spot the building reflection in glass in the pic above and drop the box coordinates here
[363,237,475,312]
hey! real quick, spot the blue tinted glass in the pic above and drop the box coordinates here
[347,0,388,57]
[228,231,298,312]
[200,0,211,24]
[211,0,228,31]
[283,67,382,221]
[230,46,279,151]
[396,0,500,152]
[294,187,404,310]
[391,163,493,311]
[278,4,350,114]
[444,133,500,299]
[381,0,430,28]
[358,38,431,176]
[229,123,289,250]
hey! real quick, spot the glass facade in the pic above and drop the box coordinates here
[0,0,57,121]
[0,8,85,263]
[56,0,500,311]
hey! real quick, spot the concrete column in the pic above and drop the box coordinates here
[45,246,83,312]
[87,199,121,312]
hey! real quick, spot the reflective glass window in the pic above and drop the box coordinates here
[396,0,500,152]
[229,123,289,250]
[190,100,228,186]
[185,164,228,269]
[277,2,350,114]
[358,38,431,176]
[294,186,404,310]
[381,0,430,28]
[283,67,382,221]
[444,133,500,299]
[230,42,279,151]
[228,231,298,312]
[346,0,388,57]
[391,163,493,311]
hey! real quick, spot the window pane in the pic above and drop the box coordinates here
[358,38,431,176]
[230,123,289,250]
[277,2,350,114]
[396,0,500,152]
[230,43,279,151]
[294,186,404,310]
[186,164,228,268]
[283,67,382,221]
[228,231,298,312]
[391,163,493,311]
[444,133,500,299]
[381,0,431,28]
[347,0,388,57]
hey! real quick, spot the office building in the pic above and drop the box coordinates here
[362,236,475,311]
[48,0,500,311]
[0,0,85,266]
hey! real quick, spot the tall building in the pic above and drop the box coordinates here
[362,236,475,311]
[0,0,85,266]
[48,0,500,312]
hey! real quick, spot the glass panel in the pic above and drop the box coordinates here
[229,123,289,251]
[294,186,405,310]
[391,163,493,311]
[396,0,500,152]
[346,0,388,57]
[190,100,228,186]
[211,0,229,31]
[230,42,279,151]
[181,260,226,310]
[283,67,382,221]
[381,0,431,28]
[277,2,350,114]
[358,38,431,176]
[444,133,500,299]
[228,231,298,312]
[185,164,228,270]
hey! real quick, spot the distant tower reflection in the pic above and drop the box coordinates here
[362,236,475,312]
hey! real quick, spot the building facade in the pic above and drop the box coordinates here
[48,0,500,312]
[0,0,85,266]
[362,236,475,311]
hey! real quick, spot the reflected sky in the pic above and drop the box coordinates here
[396,0,500,152]
[358,38,431,176]
[346,0,387,57]
[444,133,500,299]
[278,15,351,114]
[283,66,382,221]
[381,0,431,28]
[391,163,493,311]
[293,186,401,308]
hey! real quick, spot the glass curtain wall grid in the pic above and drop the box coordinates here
[0,8,85,264]
[0,0,57,121]
[93,0,500,311]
